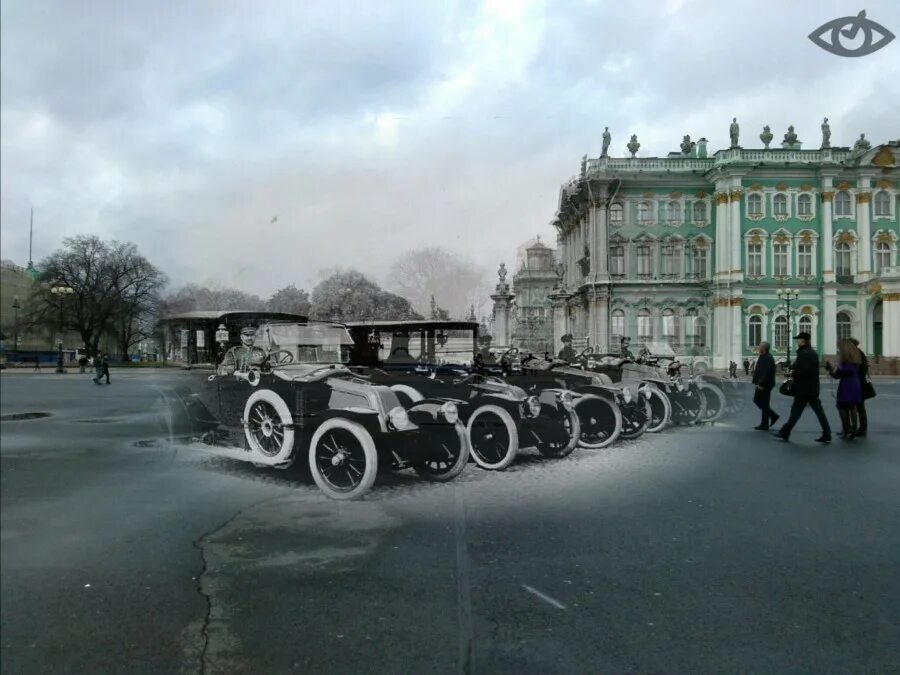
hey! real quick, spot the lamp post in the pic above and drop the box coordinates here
[50,285,75,373]
[12,297,22,363]
[776,287,799,369]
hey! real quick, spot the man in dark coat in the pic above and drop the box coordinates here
[850,337,868,437]
[751,342,779,430]
[743,358,750,376]
[557,334,576,363]
[773,332,831,443]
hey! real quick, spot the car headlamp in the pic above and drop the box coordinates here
[388,406,411,430]
[621,386,633,404]
[676,381,686,392]
[525,396,542,417]
[558,391,575,410]
[440,401,459,424]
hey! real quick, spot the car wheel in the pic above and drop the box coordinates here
[697,383,727,423]
[390,384,424,408]
[672,390,705,426]
[466,405,518,470]
[309,418,378,500]
[645,387,672,433]
[620,398,651,439]
[414,422,470,481]
[574,394,622,449]
[534,407,581,458]
[243,389,296,464]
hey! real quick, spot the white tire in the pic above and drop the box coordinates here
[574,394,622,449]
[645,387,672,433]
[243,389,295,464]
[466,404,518,470]
[697,383,727,423]
[390,384,424,405]
[309,418,378,500]
[414,422,470,481]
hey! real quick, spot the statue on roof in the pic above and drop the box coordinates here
[853,133,871,152]
[680,134,695,155]
[729,118,740,148]
[498,262,507,284]
[580,154,587,178]
[760,125,773,149]
[627,134,640,158]
[821,117,831,149]
[784,125,799,144]
[601,127,611,157]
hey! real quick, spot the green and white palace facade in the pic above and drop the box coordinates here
[544,132,900,371]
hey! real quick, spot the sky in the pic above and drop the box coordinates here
[2,0,899,302]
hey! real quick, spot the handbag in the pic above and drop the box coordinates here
[862,378,876,400]
[779,378,795,397]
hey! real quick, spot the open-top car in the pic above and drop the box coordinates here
[158,321,469,499]
[345,320,580,471]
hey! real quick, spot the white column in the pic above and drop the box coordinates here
[730,301,743,364]
[820,178,835,282]
[713,298,730,369]
[550,294,569,351]
[593,202,610,280]
[714,191,730,276]
[880,267,900,363]
[491,289,514,347]
[823,286,838,358]
[730,188,743,281]
[856,177,873,281]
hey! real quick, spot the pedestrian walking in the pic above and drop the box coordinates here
[773,331,831,443]
[729,361,738,379]
[743,358,750,376]
[751,342,779,430]
[93,353,105,385]
[33,355,40,372]
[825,340,862,439]
[849,337,872,437]
[102,354,111,385]
[78,355,87,374]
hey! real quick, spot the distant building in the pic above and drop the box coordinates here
[510,237,557,355]
[0,259,46,358]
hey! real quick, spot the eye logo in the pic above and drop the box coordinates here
[809,10,895,57]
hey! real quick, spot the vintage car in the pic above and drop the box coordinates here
[345,320,580,471]
[158,321,469,500]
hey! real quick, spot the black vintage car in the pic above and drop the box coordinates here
[158,321,469,500]
[345,320,580,471]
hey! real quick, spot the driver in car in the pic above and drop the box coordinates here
[218,326,266,375]
[557,334,576,363]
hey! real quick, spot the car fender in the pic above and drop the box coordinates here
[318,408,384,437]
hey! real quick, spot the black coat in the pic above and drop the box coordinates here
[790,344,820,398]
[752,352,776,390]
[858,349,869,381]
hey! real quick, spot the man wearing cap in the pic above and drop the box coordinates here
[218,326,266,375]
[557,334,576,363]
[751,341,779,430]
[773,331,831,443]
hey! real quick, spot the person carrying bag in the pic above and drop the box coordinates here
[850,337,874,437]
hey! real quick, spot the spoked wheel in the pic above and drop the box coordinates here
[697,383,727,423]
[620,398,651,439]
[671,389,705,426]
[309,419,378,500]
[466,405,518,470]
[243,389,295,463]
[645,388,672,433]
[574,395,622,449]
[414,422,470,481]
[724,386,746,415]
[534,408,581,458]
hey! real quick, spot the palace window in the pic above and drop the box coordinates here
[774,316,789,351]
[836,312,852,342]
[693,246,708,279]
[694,316,707,349]
[638,202,653,223]
[662,244,681,277]
[773,242,789,277]
[773,193,788,216]
[748,242,764,277]
[637,310,653,342]
[748,315,763,348]
[667,201,680,224]
[874,241,892,275]
[637,245,653,277]
[798,315,813,340]
[834,242,852,278]
[748,193,763,216]
[798,193,812,216]
[874,191,892,217]
[692,201,707,223]
[835,191,852,217]
[610,203,624,224]
[798,241,813,276]
[610,245,626,276]
[611,310,625,345]
[662,309,678,348]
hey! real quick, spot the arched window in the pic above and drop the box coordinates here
[774,193,788,216]
[836,312,852,342]
[638,202,653,223]
[835,242,852,278]
[798,315,812,338]
[610,203,624,224]
[667,201,680,223]
[835,191,852,217]
[748,315,763,348]
[611,309,625,344]
[637,310,653,342]
[662,309,678,348]
[748,193,763,216]
[774,316,789,351]
[692,201,707,223]
[694,317,707,349]
[874,241,891,275]
[748,241,764,277]
[874,191,891,217]
[798,193,812,216]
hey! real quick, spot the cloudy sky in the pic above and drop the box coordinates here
[2,0,898,299]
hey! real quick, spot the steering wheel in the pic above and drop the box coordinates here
[578,346,594,358]
[266,349,294,366]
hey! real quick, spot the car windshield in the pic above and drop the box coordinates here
[377,328,475,366]
[258,323,354,364]
[638,341,677,358]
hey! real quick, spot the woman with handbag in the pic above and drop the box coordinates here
[850,337,874,437]
[824,339,863,440]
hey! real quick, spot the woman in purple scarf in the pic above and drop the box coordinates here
[825,339,863,439]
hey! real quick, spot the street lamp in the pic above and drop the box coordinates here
[50,285,75,373]
[11,297,22,363]
[776,287,799,369]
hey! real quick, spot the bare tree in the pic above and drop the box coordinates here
[386,247,489,319]
[161,284,266,314]
[310,270,421,322]
[108,243,168,359]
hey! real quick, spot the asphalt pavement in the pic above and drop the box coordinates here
[2,369,899,674]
